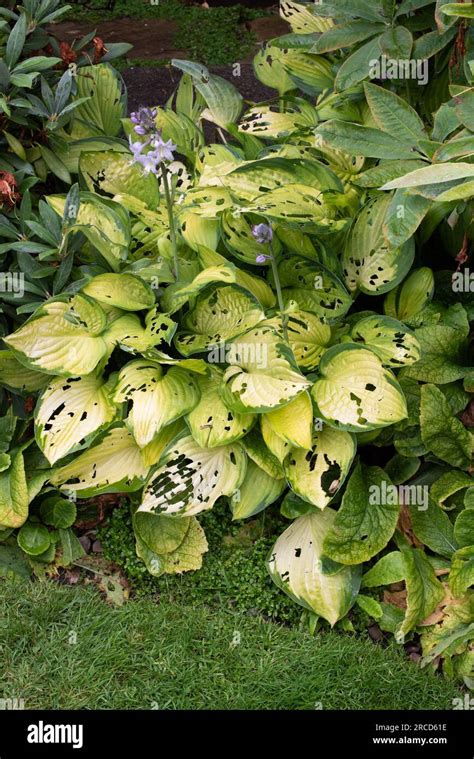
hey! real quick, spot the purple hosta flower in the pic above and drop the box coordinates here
[130,107,157,136]
[150,135,177,164]
[252,223,273,245]
[255,253,272,264]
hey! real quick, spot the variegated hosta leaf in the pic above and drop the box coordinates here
[280,0,333,34]
[50,426,149,496]
[80,150,159,208]
[103,309,176,355]
[279,51,334,97]
[278,256,352,322]
[264,392,313,450]
[196,144,242,175]
[81,273,155,311]
[171,60,243,129]
[253,45,296,96]
[238,105,311,139]
[35,374,117,465]
[231,459,286,520]
[138,435,246,517]
[264,310,332,370]
[181,186,234,218]
[244,183,338,228]
[351,315,421,367]
[244,428,285,479]
[261,416,291,463]
[198,246,276,309]
[4,301,108,377]
[285,425,356,508]
[0,350,49,392]
[114,361,200,448]
[222,326,310,413]
[221,210,279,266]
[342,195,415,295]
[267,510,361,626]
[186,368,255,448]
[311,345,408,431]
[175,284,265,357]
[178,210,219,252]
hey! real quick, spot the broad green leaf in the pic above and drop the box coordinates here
[383,189,431,247]
[222,327,310,413]
[175,284,265,357]
[431,471,474,509]
[4,301,108,377]
[364,83,426,148]
[231,459,285,520]
[323,463,400,564]
[450,547,474,598]
[80,151,159,208]
[312,21,385,53]
[379,26,413,58]
[335,36,382,91]
[351,315,420,366]
[440,2,474,17]
[253,45,295,96]
[398,547,445,638]
[382,162,474,190]
[73,64,125,137]
[138,435,246,517]
[384,267,435,322]
[412,27,457,59]
[0,451,28,529]
[50,426,149,496]
[114,362,200,448]
[265,392,313,450]
[454,510,474,548]
[355,159,426,188]
[362,551,405,587]
[186,368,254,448]
[267,510,361,626]
[285,425,356,509]
[35,374,117,465]
[244,428,284,479]
[312,344,407,432]
[58,527,85,566]
[17,522,51,556]
[420,384,472,469]
[82,273,155,311]
[420,594,474,665]
[40,496,76,529]
[0,545,30,578]
[0,350,49,392]
[171,60,242,129]
[134,511,208,575]
[342,195,415,295]
[409,499,458,559]
[315,120,419,160]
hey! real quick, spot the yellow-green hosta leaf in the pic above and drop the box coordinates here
[138,435,246,517]
[79,150,159,208]
[141,419,186,468]
[351,315,420,366]
[279,51,334,96]
[231,459,285,520]
[278,256,352,322]
[244,183,338,227]
[104,309,176,356]
[261,416,291,464]
[73,64,125,137]
[222,327,310,413]
[178,211,219,252]
[342,195,415,295]
[4,301,108,377]
[384,267,435,321]
[82,273,155,311]
[186,368,254,448]
[171,60,243,129]
[0,451,28,529]
[50,426,149,497]
[114,362,200,448]
[311,344,407,431]
[35,374,117,465]
[264,310,332,370]
[221,210,277,266]
[323,462,400,564]
[0,350,49,392]
[267,510,361,625]
[238,105,310,139]
[280,1,333,33]
[69,293,107,336]
[244,427,285,479]
[198,246,276,309]
[175,284,265,357]
[285,425,356,508]
[265,392,313,450]
[253,45,296,96]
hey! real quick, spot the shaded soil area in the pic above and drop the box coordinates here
[122,63,276,113]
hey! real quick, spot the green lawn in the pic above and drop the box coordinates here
[0,578,461,710]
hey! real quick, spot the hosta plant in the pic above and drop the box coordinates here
[0,0,473,686]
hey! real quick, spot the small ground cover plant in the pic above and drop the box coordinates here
[0,0,473,688]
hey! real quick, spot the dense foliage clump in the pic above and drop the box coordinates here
[0,0,473,686]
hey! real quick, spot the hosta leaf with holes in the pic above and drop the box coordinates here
[253,45,296,96]
[221,210,280,266]
[264,310,332,370]
[264,392,313,450]
[35,374,117,465]
[138,435,246,518]
[0,351,49,392]
[311,344,407,431]
[243,184,340,229]
[50,426,149,497]
[103,309,177,355]
[186,367,255,448]
[171,60,243,129]
[238,105,311,139]
[175,284,265,357]
[80,150,159,209]
[277,257,352,322]
[4,301,108,377]
[342,195,415,294]
[285,425,356,508]
[82,273,155,312]
[231,459,286,521]
[267,510,362,626]
[280,1,333,33]
[322,462,400,564]
[114,362,200,448]
[350,315,420,366]
[221,327,310,413]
